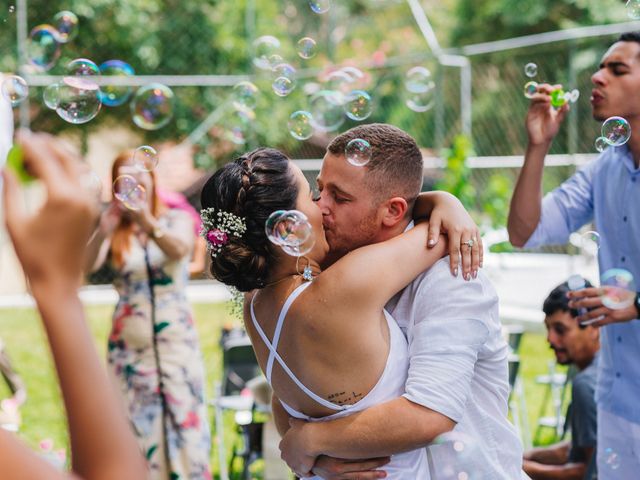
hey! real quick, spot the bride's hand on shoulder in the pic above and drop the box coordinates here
[423,196,482,280]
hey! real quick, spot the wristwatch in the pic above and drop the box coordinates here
[634,292,640,319]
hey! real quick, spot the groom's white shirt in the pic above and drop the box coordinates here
[386,254,523,479]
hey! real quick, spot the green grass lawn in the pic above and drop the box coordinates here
[0,301,564,478]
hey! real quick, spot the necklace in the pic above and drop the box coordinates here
[263,274,299,289]
[263,257,316,288]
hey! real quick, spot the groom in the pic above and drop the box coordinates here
[276,124,523,479]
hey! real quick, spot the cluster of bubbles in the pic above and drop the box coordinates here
[404,66,435,113]
[27,11,79,71]
[265,210,316,257]
[627,0,640,20]
[2,5,15,24]
[345,138,372,166]
[522,63,579,108]
[17,10,174,129]
[276,67,372,141]
[598,116,631,149]
[522,82,579,106]
[110,147,159,210]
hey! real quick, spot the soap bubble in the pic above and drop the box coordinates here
[604,447,621,470]
[66,58,99,77]
[133,146,159,172]
[266,210,315,256]
[580,231,601,256]
[232,81,259,110]
[27,25,61,71]
[406,90,435,113]
[297,37,317,59]
[282,231,315,257]
[602,116,631,147]
[310,90,345,132]
[55,77,102,124]
[431,432,476,480]
[43,83,60,109]
[265,210,287,240]
[341,67,365,82]
[569,89,580,103]
[309,0,331,14]
[130,83,174,130]
[325,70,353,94]
[272,63,297,97]
[405,66,433,93]
[524,81,538,99]
[253,36,281,70]
[224,106,255,145]
[627,0,640,19]
[272,76,295,97]
[288,111,314,140]
[99,60,135,107]
[524,63,538,78]
[600,269,636,310]
[567,274,586,291]
[113,175,147,211]
[344,90,373,121]
[345,138,372,166]
[1,75,28,106]
[595,136,608,153]
[53,10,78,43]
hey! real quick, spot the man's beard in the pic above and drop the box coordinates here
[322,215,378,267]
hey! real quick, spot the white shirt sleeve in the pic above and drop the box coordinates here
[401,259,497,422]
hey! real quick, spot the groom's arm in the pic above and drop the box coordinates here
[280,396,454,473]
[281,261,495,478]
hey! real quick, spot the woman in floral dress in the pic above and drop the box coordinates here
[86,151,211,479]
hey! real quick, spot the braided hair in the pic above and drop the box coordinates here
[200,148,298,291]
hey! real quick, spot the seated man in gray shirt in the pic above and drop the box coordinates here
[524,280,599,480]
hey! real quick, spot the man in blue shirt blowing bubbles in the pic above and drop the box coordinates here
[508,32,640,479]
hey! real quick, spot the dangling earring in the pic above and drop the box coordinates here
[296,256,314,281]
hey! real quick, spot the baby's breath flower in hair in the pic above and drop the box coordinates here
[200,208,247,257]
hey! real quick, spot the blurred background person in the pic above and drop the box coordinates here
[524,280,599,480]
[85,151,211,479]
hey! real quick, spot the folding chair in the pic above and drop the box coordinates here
[533,361,573,444]
[212,327,267,480]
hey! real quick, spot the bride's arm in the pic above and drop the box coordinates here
[318,222,447,313]
[413,191,483,279]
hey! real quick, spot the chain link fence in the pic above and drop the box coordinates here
[2,2,634,286]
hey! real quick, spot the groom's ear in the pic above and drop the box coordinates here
[380,196,408,227]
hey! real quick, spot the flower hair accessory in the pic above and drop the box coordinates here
[200,208,247,257]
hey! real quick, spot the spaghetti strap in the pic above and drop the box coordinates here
[250,282,348,412]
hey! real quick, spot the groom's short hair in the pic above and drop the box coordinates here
[327,124,423,208]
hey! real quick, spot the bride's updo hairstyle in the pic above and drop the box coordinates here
[200,148,298,291]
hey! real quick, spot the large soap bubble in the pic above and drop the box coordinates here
[130,83,174,130]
